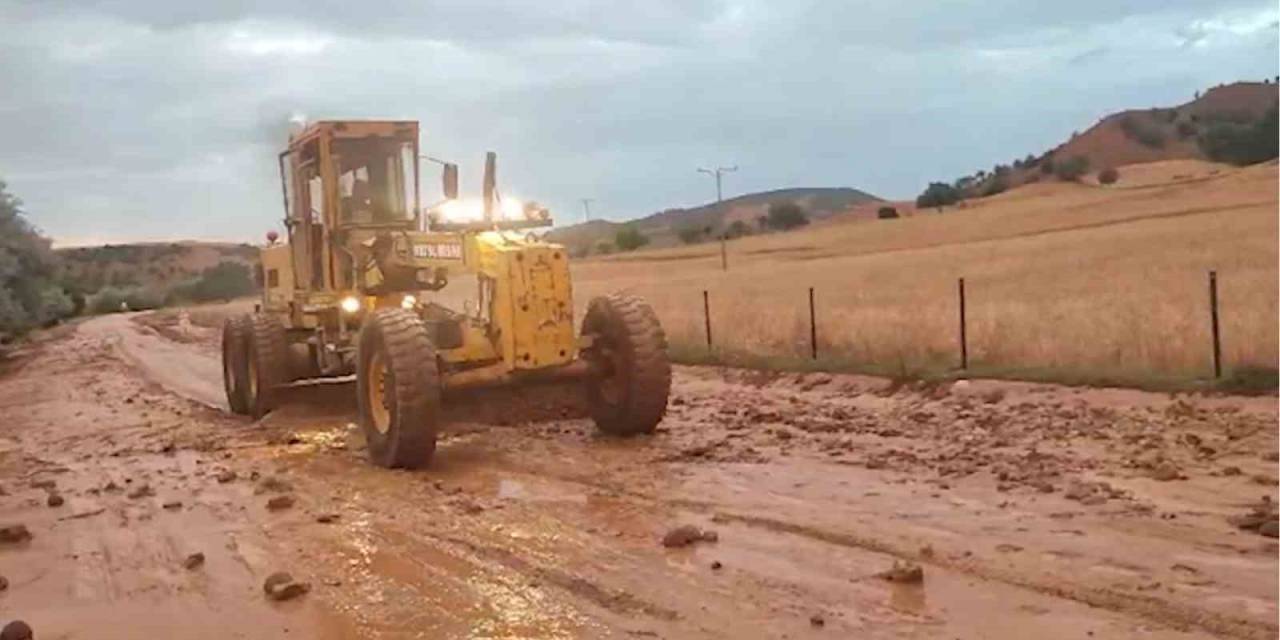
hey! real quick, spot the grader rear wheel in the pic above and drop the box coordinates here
[221,316,251,415]
[245,315,287,419]
[582,293,671,436]
[357,309,441,469]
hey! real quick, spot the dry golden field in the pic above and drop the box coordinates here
[568,159,1278,386]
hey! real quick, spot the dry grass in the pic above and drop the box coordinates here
[568,160,1279,386]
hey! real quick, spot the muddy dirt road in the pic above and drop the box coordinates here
[0,311,1276,639]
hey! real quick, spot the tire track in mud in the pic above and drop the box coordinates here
[283,426,1276,640]
[437,534,680,621]
[710,511,1276,640]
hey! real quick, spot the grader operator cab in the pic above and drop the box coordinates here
[222,120,670,468]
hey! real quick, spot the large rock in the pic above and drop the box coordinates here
[661,525,718,548]
[0,620,33,640]
[263,571,310,601]
[0,525,32,545]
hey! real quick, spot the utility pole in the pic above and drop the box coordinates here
[697,166,737,204]
[580,198,594,223]
[698,165,737,271]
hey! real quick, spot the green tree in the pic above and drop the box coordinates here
[877,206,899,219]
[614,226,650,251]
[981,176,1009,197]
[1054,155,1090,181]
[915,182,962,208]
[765,202,810,230]
[0,180,73,336]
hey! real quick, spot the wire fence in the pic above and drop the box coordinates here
[695,270,1230,380]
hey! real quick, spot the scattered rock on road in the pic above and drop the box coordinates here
[46,493,64,507]
[1227,496,1277,535]
[215,470,237,484]
[315,513,339,524]
[1260,521,1279,538]
[1151,462,1182,482]
[662,525,718,548]
[183,552,205,570]
[162,500,183,510]
[127,484,154,499]
[263,571,310,601]
[876,560,924,584]
[0,620,33,640]
[0,525,32,545]
[255,476,292,495]
[266,495,296,511]
[809,612,825,627]
[0,575,8,591]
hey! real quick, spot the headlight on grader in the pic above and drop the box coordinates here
[340,296,361,314]
[401,295,417,310]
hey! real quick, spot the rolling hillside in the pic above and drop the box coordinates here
[963,80,1277,194]
[58,242,258,296]
[547,187,881,254]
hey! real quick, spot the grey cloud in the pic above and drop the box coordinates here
[0,0,1275,244]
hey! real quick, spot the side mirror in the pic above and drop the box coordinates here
[442,163,459,200]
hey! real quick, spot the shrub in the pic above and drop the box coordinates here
[915,182,962,208]
[877,206,899,219]
[1176,121,1198,139]
[725,220,751,238]
[1097,167,1119,185]
[614,226,650,251]
[165,261,256,304]
[1197,106,1279,166]
[981,177,1009,197]
[89,287,164,314]
[764,202,810,230]
[1054,155,1090,181]
[594,242,615,255]
[676,225,706,244]
[1118,115,1166,149]
[1040,157,1055,175]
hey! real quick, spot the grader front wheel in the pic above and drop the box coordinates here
[582,293,671,436]
[357,309,441,469]
[245,314,287,419]
[221,316,251,415]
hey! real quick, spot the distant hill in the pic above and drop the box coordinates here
[548,186,881,254]
[1044,81,1275,169]
[58,241,257,296]
[953,80,1278,197]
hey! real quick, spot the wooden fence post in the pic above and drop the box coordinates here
[808,287,817,359]
[1209,270,1221,379]
[958,277,968,370]
[703,290,713,348]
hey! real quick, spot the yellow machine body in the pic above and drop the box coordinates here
[260,119,577,383]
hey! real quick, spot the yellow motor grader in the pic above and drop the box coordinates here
[221,120,670,468]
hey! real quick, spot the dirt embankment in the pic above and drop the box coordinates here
[0,314,1274,639]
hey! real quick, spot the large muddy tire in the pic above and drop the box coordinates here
[245,315,288,419]
[357,309,440,469]
[582,293,671,436]
[221,315,252,415]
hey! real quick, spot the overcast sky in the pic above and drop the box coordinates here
[1,1,1276,246]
